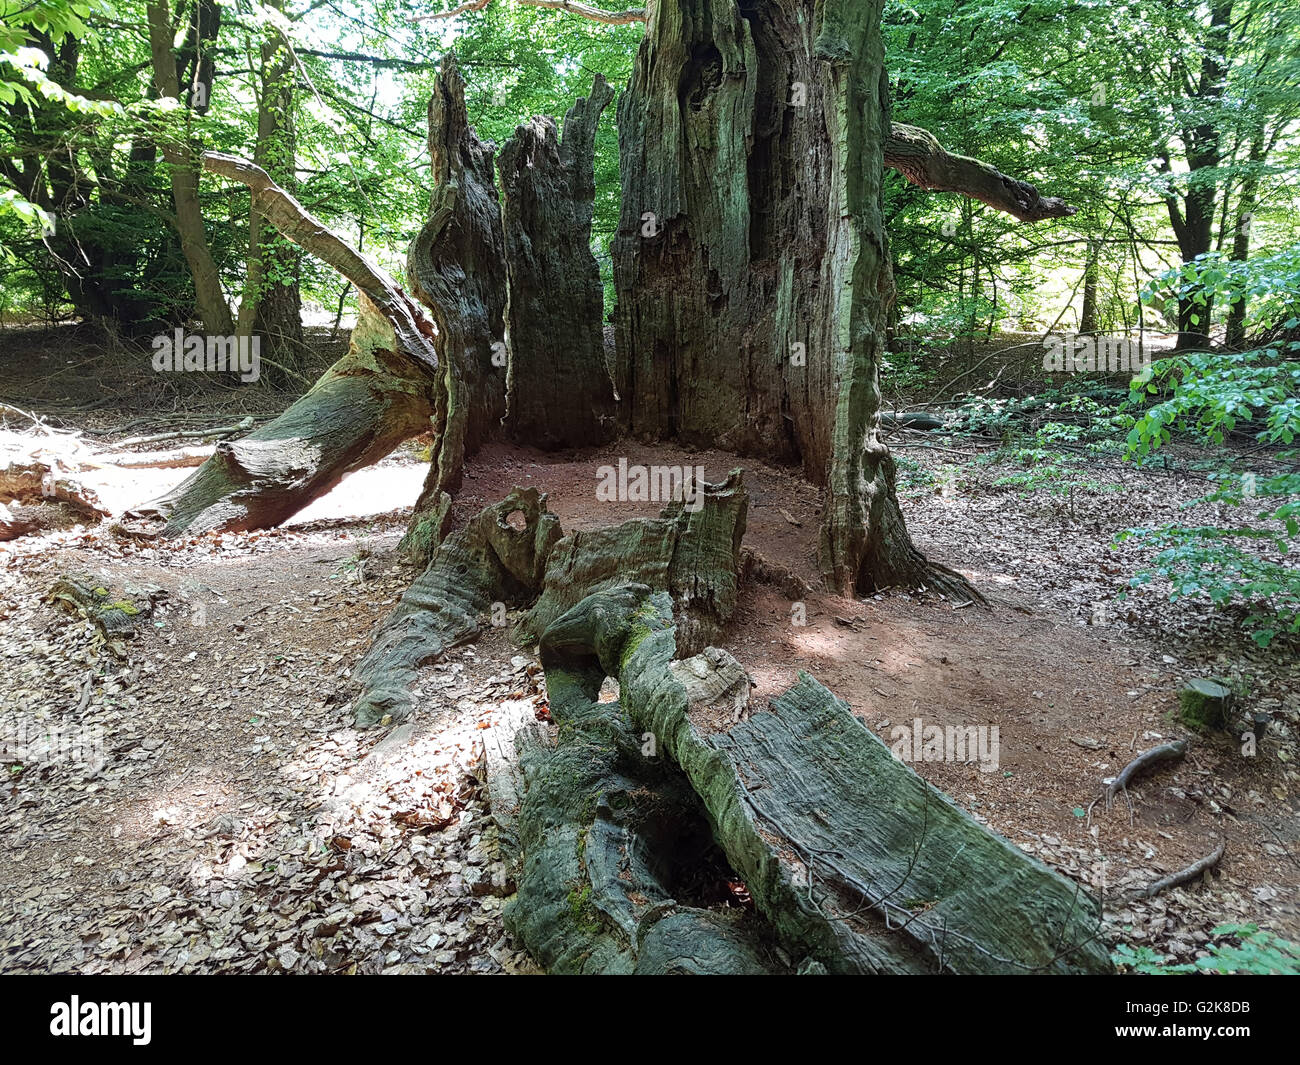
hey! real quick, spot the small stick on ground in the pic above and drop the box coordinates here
[1133,842,1226,900]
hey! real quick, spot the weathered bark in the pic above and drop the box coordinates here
[499,75,618,448]
[612,0,977,598]
[399,54,510,564]
[352,487,560,727]
[136,297,432,535]
[883,123,1075,224]
[145,0,233,336]
[508,581,1113,973]
[505,586,778,974]
[136,150,448,535]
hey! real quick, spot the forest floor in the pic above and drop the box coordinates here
[1,330,1297,974]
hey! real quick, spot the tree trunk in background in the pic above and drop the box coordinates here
[1164,0,1232,351]
[1079,247,1099,336]
[613,0,974,598]
[1225,130,1264,350]
[238,0,305,377]
[145,0,233,337]
[399,55,510,563]
[499,75,617,448]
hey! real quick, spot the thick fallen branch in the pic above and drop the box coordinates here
[116,417,255,449]
[884,122,1075,223]
[1105,739,1188,806]
[201,151,441,375]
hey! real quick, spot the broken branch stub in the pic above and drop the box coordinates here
[521,469,748,652]
[883,123,1076,224]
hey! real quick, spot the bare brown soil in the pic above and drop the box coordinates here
[1,352,1296,972]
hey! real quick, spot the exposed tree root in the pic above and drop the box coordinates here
[351,487,560,727]
[1132,842,1225,900]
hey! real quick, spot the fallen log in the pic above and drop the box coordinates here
[504,599,778,973]
[523,584,1113,973]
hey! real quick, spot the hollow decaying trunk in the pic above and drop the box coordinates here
[612,0,973,598]
[138,297,433,535]
[507,585,776,975]
[462,478,1112,973]
[498,75,618,448]
[400,54,511,564]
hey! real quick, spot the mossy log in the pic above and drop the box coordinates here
[503,608,778,973]
[517,584,1114,974]
[138,298,432,535]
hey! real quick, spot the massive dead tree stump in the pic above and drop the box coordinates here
[351,487,560,727]
[504,582,1113,974]
[498,75,618,448]
[608,0,1053,599]
[401,54,511,564]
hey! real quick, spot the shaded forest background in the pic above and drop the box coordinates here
[3,0,1297,353]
